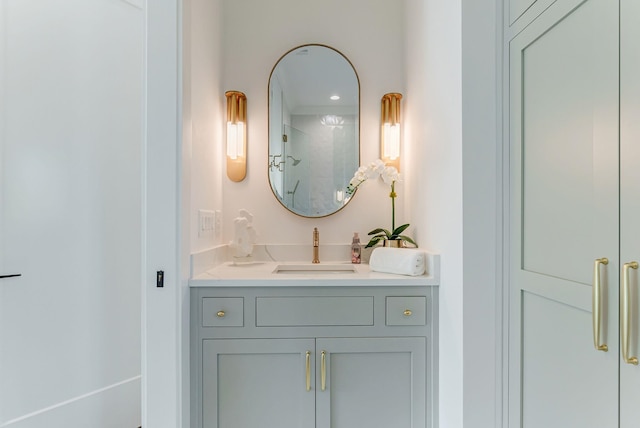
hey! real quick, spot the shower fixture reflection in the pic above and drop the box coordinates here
[287,179,301,208]
[288,155,301,166]
[269,154,302,171]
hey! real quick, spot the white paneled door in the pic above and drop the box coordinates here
[619,0,640,425]
[0,1,143,426]
[509,0,620,426]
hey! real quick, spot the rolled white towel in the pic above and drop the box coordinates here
[369,247,426,276]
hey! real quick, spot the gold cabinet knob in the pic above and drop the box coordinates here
[403,309,412,316]
[217,310,226,318]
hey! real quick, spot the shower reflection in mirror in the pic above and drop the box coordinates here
[268,124,309,211]
[268,44,360,218]
[268,154,303,172]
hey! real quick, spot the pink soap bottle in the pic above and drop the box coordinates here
[351,233,362,264]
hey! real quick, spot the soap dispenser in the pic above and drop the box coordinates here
[351,233,362,264]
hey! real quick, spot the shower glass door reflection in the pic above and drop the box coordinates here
[282,124,310,213]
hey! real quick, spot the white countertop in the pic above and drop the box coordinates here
[190,260,439,287]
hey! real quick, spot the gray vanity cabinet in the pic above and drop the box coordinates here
[191,286,437,428]
[203,339,316,428]
[315,337,425,428]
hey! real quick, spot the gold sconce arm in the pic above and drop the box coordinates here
[380,93,402,172]
[225,91,247,182]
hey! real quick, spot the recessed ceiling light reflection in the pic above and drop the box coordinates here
[330,95,340,101]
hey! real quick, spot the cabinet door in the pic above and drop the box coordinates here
[202,339,315,428]
[620,0,640,425]
[508,0,619,427]
[315,337,426,428]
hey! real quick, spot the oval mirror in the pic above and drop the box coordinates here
[268,44,360,218]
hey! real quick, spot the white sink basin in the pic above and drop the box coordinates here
[273,264,356,274]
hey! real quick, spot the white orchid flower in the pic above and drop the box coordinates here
[381,166,399,185]
[344,159,416,248]
[366,159,385,178]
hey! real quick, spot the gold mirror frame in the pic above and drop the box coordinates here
[267,44,360,218]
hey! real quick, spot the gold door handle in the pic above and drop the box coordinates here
[621,261,639,365]
[305,351,311,391]
[592,258,609,352]
[216,311,225,318]
[321,351,326,391]
[403,309,413,316]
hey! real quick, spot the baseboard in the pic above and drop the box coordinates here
[1,376,141,428]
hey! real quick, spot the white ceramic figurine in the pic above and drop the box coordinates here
[229,209,257,258]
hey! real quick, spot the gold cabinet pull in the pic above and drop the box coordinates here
[321,351,327,391]
[592,258,609,352]
[305,351,311,391]
[621,262,639,365]
[403,309,412,316]
[216,310,226,318]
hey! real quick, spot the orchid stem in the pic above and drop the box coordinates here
[391,181,396,233]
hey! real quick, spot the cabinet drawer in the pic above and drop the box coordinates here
[256,296,373,326]
[202,297,244,327]
[386,297,426,326]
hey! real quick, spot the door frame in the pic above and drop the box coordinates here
[142,0,190,427]
[141,0,510,426]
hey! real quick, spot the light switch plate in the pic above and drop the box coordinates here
[198,210,216,237]
[214,210,222,239]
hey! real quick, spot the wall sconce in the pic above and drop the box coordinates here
[226,90,247,182]
[380,93,402,171]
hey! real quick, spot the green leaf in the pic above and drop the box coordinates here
[398,235,418,247]
[392,224,410,236]
[368,228,391,237]
[365,236,385,248]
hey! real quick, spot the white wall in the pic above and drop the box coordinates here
[189,0,224,254]
[405,1,464,427]
[0,1,142,426]
[217,0,407,248]
[405,1,503,428]
[184,0,223,426]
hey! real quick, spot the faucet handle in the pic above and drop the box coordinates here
[312,228,320,263]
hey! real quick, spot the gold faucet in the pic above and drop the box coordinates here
[312,227,320,263]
